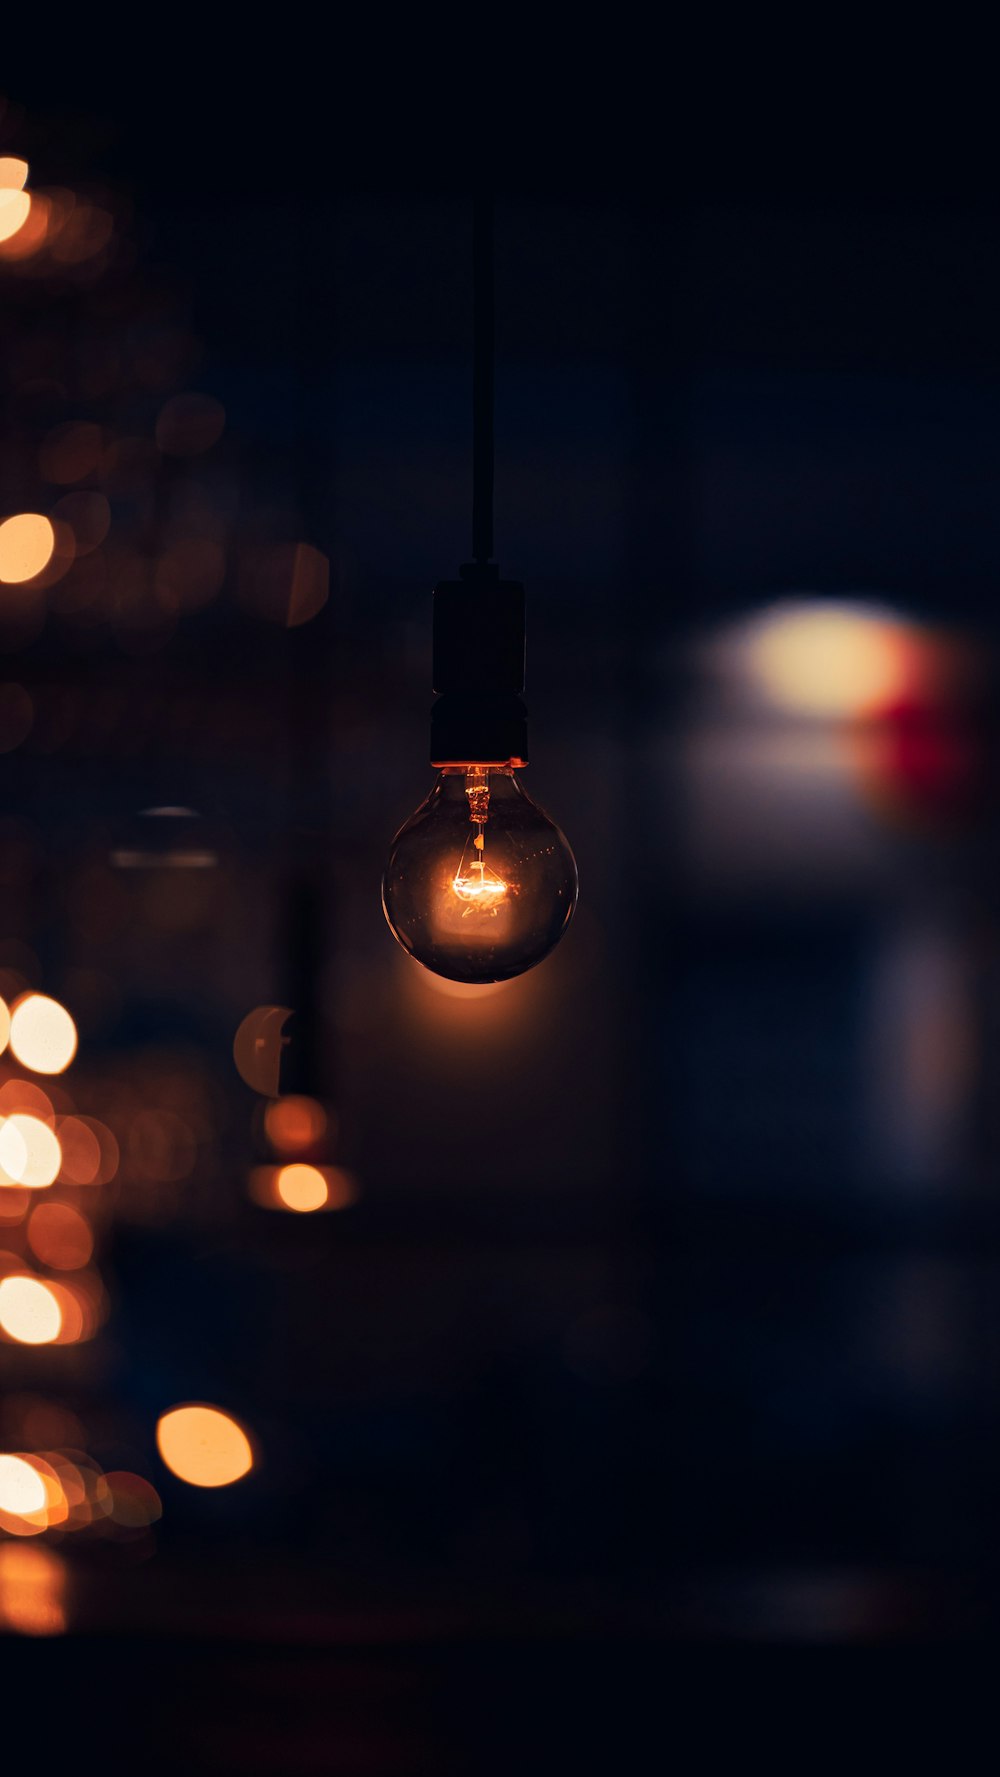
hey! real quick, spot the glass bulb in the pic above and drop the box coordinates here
[382,767,578,983]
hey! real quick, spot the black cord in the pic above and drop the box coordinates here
[472,190,494,565]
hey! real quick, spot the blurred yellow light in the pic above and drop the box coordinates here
[156,1405,254,1488]
[0,189,31,244]
[0,997,9,1055]
[747,601,914,718]
[0,191,50,262]
[0,1543,67,1637]
[0,157,29,190]
[265,1095,328,1155]
[0,1275,63,1344]
[0,514,56,584]
[0,1455,47,1516]
[0,1115,62,1188]
[9,993,78,1073]
[275,1162,328,1212]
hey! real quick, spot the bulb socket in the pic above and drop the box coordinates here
[430,693,528,768]
[430,563,528,766]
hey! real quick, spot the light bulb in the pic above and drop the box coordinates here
[382,766,578,983]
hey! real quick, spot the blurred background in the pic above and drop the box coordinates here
[2,65,999,1769]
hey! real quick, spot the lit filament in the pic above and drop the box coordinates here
[453,863,509,910]
[452,772,509,916]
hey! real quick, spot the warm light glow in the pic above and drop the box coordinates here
[0,191,50,261]
[0,189,31,245]
[0,1275,63,1344]
[9,993,78,1074]
[27,1202,93,1270]
[0,1455,47,1516]
[452,869,510,907]
[264,1095,328,1154]
[0,1115,62,1188]
[156,1405,254,1488]
[0,157,29,191]
[383,766,578,984]
[0,1454,67,1537]
[746,601,916,718]
[0,514,56,584]
[0,997,9,1055]
[415,971,512,1001]
[0,1543,67,1636]
[249,1163,358,1212]
[275,1163,328,1212]
[46,1277,90,1344]
[0,1078,57,1121]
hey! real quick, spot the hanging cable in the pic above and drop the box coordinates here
[472,189,494,565]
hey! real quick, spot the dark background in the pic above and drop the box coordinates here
[2,53,999,1770]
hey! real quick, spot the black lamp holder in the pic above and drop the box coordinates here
[430,194,528,768]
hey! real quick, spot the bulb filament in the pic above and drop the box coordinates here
[451,768,510,915]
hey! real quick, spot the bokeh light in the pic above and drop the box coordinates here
[0,1115,62,1188]
[27,1202,93,1270]
[0,514,56,585]
[156,1404,254,1488]
[275,1163,329,1212]
[264,1094,328,1154]
[56,1114,117,1186]
[0,189,31,246]
[9,993,78,1074]
[0,1543,67,1636]
[0,1454,47,1518]
[0,191,51,262]
[238,542,330,626]
[0,157,29,191]
[743,600,918,718]
[0,1275,63,1344]
[0,1453,72,1536]
[233,1005,292,1096]
[0,996,9,1055]
[0,1185,29,1223]
[249,1163,358,1213]
[52,1270,107,1344]
[0,1079,57,1121]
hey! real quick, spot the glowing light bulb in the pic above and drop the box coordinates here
[383,766,577,983]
